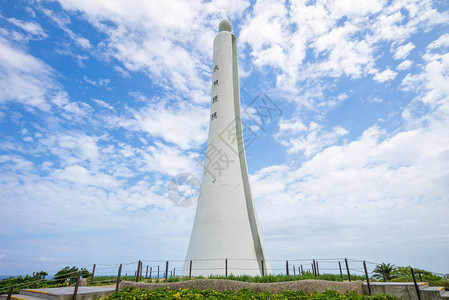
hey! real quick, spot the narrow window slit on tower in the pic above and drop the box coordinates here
[213,80,219,86]
[211,112,217,120]
[214,65,219,72]
[212,95,218,103]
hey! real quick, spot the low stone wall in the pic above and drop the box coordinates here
[120,279,364,295]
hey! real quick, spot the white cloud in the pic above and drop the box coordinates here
[83,76,111,87]
[373,67,398,83]
[0,35,90,119]
[40,7,92,53]
[7,18,48,39]
[140,142,200,177]
[113,66,130,78]
[93,99,114,110]
[276,120,348,157]
[251,29,449,268]
[397,59,413,70]
[427,33,449,50]
[52,164,121,188]
[252,118,449,265]
[50,0,250,103]
[114,100,209,150]
[0,254,5,259]
[239,0,447,101]
[0,36,55,110]
[401,34,449,108]
[278,119,307,134]
[393,42,415,60]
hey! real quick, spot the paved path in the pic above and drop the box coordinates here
[0,286,116,300]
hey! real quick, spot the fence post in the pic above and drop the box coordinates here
[150,267,152,280]
[90,264,96,285]
[311,263,314,275]
[158,265,160,279]
[293,266,296,276]
[165,261,169,280]
[312,259,316,276]
[316,261,320,276]
[73,270,81,300]
[173,268,175,277]
[261,260,265,276]
[301,264,304,275]
[345,258,351,281]
[139,261,143,280]
[411,268,422,300]
[33,272,39,288]
[225,259,228,278]
[189,260,192,279]
[146,265,148,279]
[363,261,371,296]
[136,261,141,282]
[339,261,343,278]
[418,271,423,282]
[7,286,13,300]
[286,260,289,276]
[116,264,122,292]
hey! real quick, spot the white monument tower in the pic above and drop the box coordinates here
[183,20,270,276]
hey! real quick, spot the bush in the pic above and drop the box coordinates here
[105,287,399,299]
[53,266,91,284]
[0,271,52,294]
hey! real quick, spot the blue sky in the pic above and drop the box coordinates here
[1,0,448,277]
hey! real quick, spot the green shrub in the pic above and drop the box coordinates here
[53,266,91,284]
[105,287,398,299]
[0,271,59,294]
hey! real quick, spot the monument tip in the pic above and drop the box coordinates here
[219,19,232,32]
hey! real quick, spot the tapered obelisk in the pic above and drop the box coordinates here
[183,20,270,276]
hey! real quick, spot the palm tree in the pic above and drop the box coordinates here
[373,263,396,281]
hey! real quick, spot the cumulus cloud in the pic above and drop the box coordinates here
[52,164,121,188]
[393,42,415,60]
[252,119,449,263]
[397,59,413,70]
[239,0,447,100]
[51,0,250,103]
[252,30,449,268]
[113,99,209,150]
[427,33,449,50]
[373,67,398,83]
[401,35,449,108]
[276,120,348,157]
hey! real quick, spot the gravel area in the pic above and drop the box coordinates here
[120,279,364,294]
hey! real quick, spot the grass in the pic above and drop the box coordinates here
[134,272,366,284]
[207,273,367,283]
